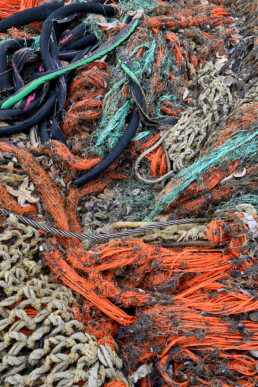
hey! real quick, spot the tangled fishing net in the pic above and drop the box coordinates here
[0,0,257,385]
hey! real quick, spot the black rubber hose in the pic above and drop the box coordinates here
[50,42,98,142]
[39,4,113,144]
[58,50,81,61]
[38,119,51,143]
[59,23,89,49]
[69,43,97,63]
[0,70,15,93]
[0,38,36,74]
[0,44,96,138]
[42,17,70,143]
[0,86,45,121]
[74,110,140,187]
[51,115,67,143]
[0,91,56,136]
[50,18,74,45]
[38,44,96,143]
[0,0,65,33]
[48,26,63,71]
[40,2,116,71]
[12,47,36,74]
[12,48,37,91]
[62,34,97,51]
[59,43,96,61]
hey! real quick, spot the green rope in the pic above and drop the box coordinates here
[95,100,131,150]
[129,44,150,57]
[132,130,150,141]
[90,66,129,155]
[142,41,156,70]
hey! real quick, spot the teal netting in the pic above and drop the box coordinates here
[119,0,161,15]
[91,33,182,155]
[146,129,258,219]
[91,42,157,155]
[217,194,258,213]
[83,18,106,45]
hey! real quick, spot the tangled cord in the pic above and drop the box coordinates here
[0,207,207,241]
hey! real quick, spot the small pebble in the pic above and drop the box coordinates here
[249,312,258,322]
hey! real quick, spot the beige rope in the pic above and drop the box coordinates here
[135,62,234,183]
[133,222,206,243]
[0,215,128,387]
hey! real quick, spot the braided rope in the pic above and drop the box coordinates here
[139,223,206,243]
[165,63,233,168]
[135,62,235,183]
[0,215,128,386]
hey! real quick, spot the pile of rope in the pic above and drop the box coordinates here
[0,215,128,387]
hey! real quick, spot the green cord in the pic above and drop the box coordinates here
[118,58,140,85]
[1,20,139,109]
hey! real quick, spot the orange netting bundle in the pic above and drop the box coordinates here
[0,0,45,19]
[62,62,111,135]
[40,205,258,384]
[135,134,168,179]
[0,141,114,237]
[144,8,232,35]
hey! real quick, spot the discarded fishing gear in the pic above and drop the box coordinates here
[0,1,117,143]
[0,214,128,386]
[0,1,257,385]
[0,1,179,187]
[0,2,136,185]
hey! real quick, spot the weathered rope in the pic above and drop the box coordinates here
[0,214,128,386]
[139,222,206,243]
[135,62,235,183]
